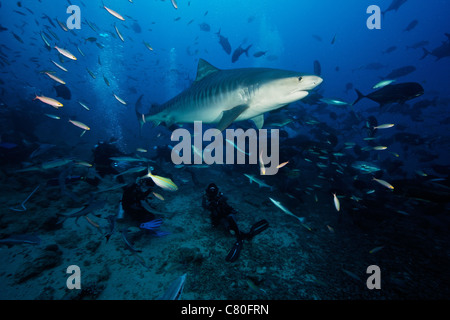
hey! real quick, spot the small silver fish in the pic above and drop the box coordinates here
[158,273,187,300]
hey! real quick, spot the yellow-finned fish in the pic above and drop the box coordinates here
[415,170,427,177]
[389,151,400,157]
[45,72,66,85]
[152,192,165,201]
[34,95,63,108]
[143,41,154,51]
[54,46,77,60]
[276,161,289,169]
[69,119,90,131]
[75,161,93,167]
[259,150,265,175]
[141,170,178,192]
[373,146,388,151]
[171,0,178,9]
[103,4,125,21]
[372,177,394,190]
[373,123,395,129]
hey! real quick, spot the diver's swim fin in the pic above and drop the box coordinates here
[226,240,243,262]
[247,219,269,240]
[226,220,269,262]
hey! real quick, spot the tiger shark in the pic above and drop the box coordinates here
[136,59,322,131]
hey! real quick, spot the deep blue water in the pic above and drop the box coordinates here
[0,0,449,302]
[0,0,449,159]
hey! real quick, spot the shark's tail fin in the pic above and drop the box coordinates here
[420,48,431,60]
[244,44,253,57]
[135,94,145,136]
[352,89,366,106]
[135,95,162,133]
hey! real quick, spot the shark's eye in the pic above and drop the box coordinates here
[298,76,303,82]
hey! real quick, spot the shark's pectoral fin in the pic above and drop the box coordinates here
[250,114,264,129]
[217,104,249,131]
[143,114,161,127]
[163,119,173,127]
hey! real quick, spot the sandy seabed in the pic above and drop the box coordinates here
[0,163,449,300]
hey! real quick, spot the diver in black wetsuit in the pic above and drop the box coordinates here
[92,139,123,178]
[121,177,156,224]
[202,183,269,262]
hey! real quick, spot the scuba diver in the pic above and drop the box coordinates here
[120,177,156,224]
[202,183,269,262]
[118,176,169,247]
[91,138,124,178]
[364,115,378,138]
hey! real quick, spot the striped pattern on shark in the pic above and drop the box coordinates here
[136,59,322,131]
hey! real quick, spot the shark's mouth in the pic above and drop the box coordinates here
[289,89,309,97]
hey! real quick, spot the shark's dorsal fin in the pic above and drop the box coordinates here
[195,59,220,82]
